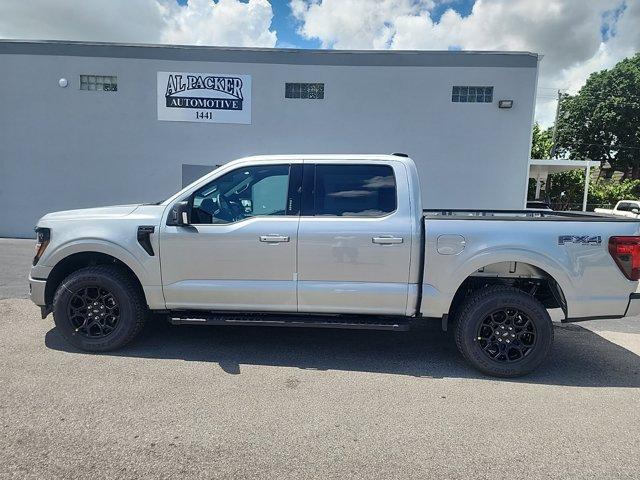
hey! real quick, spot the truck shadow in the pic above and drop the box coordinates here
[44,321,640,388]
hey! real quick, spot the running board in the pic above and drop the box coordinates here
[170,313,411,331]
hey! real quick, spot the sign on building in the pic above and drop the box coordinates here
[157,72,251,124]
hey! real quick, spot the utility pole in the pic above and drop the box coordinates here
[550,89,562,158]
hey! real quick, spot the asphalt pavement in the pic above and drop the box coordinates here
[0,238,33,300]
[1,238,639,479]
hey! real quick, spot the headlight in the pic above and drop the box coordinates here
[33,227,50,266]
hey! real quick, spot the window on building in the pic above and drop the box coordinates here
[314,165,397,217]
[80,75,118,92]
[285,83,324,99]
[452,86,493,103]
[191,165,290,224]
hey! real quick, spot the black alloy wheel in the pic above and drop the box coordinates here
[67,286,121,339]
[475,307,537,363]
[53,265,147,352]
[454,285,553,377]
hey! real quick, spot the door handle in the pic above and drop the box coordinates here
[259,234,290,243]
[372,236,403,245]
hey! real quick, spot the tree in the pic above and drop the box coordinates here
[544,170,585,210]
[533,170,640,210]
[529,123,555,201]
[530,122,553,159]
[556,53,640,178]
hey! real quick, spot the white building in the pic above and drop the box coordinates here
[0,40,540,237]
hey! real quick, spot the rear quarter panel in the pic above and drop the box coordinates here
[421,218,640,319]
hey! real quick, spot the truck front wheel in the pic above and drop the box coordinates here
[454,286,553,377]
[52,265,147,352]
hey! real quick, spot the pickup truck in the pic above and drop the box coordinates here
[595,200,640,219]
[29,154,640,377]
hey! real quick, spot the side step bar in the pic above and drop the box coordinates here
[170,313,411,331]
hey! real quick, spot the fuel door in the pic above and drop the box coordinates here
[437,234,466,255]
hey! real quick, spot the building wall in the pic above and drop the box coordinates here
[0,43,538,237]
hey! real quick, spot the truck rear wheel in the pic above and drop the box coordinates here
[454,285,553,377]
[52,265,147,352]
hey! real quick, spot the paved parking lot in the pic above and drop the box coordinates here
[1,238,640,479]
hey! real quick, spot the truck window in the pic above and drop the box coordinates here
[617,202,633,212]
[314,164,397,217]
[191,164,290,224]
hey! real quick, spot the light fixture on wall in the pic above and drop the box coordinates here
[498,99,513,109]
[58,78,68,88]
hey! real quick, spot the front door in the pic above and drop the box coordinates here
[297,162,412,315]
[160,162,301,312]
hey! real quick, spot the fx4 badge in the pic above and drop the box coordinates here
[558,235,602,246]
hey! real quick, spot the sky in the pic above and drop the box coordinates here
[0,0,638,126]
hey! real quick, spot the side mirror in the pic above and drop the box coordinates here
[167,200,191,226]
[632,208,639,214]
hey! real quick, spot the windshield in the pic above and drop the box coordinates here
[154,165,222,205]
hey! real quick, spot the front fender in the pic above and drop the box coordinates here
[42,238,153,287]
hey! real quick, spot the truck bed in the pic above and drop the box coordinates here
[424,209,639,222]
[420,207,640,320]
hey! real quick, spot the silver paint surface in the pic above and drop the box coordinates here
[30,154,640,321]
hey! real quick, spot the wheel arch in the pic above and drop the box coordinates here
[44,250,147,307]
[447,260,568,319]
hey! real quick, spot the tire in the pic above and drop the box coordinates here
[52,265,147,351]
[454,285,553,377]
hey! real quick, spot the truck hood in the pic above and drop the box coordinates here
[40,204,141,222]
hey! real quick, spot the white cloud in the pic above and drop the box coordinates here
[0,0,277,47]
[292,0,640,126]
[162,0,276,47]
[290,0,434,49]
[0,0,166,43]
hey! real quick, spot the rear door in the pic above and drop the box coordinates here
[297,161,412,315]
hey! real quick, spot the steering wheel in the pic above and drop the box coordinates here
[214,192,235,221]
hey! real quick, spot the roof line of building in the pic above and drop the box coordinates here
[0,39,539,68]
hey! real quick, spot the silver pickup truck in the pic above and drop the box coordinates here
[29,154,640,376]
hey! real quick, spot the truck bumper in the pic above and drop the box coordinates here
[564,292,640,322]
[625,293,640,318]
[29,276,46,307]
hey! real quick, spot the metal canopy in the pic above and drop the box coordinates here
[528,159,600,211]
